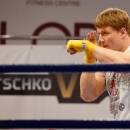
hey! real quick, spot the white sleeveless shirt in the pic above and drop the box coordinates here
[105,46,130,120]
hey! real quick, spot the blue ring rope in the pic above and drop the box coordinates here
[0,63,130,73]
[0,120,130,129]
[0,64,130,129]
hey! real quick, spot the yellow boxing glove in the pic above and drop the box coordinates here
[67,40,97,63]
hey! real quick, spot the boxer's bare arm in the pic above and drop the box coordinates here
[80,72,106,102]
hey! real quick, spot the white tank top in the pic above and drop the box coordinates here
[105,46,130,120]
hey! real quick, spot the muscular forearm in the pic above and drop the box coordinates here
[80,71,106,102]
[80,72,97,102]
[93,46,130,63]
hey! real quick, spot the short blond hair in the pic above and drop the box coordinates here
[94,8,130,35]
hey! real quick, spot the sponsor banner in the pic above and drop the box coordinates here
[0,73,108,103]
[0,72,111,121]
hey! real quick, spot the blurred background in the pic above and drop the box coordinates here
[0,0,130,129]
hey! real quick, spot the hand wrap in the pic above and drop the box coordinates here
[67,40,97,63]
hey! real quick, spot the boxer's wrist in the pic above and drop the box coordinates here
[84,56,96,63]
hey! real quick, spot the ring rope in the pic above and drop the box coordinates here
[0,64,129,73]
[1,64,130,129]
[0,120,130,129]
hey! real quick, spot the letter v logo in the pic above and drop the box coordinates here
[56,73,79,98]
